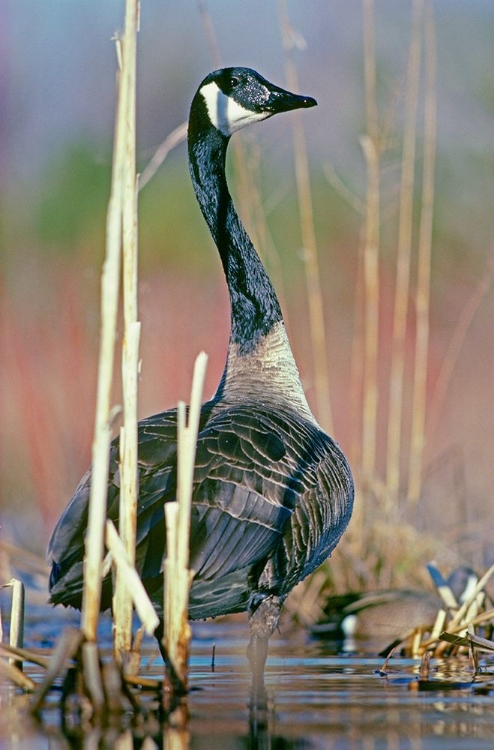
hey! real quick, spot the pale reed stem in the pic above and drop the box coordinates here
[386,0,423,504]
[278,0,333,432]
[408,1,436,506]
[81,0,140,644]
[163,353,208,689]
[360,0,381,484]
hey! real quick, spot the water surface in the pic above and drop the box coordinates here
[1,607,494,748]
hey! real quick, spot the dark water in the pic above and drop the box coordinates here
[1,608,494,749]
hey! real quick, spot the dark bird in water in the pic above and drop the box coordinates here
[48,67,354,678]
[312,566,479,653]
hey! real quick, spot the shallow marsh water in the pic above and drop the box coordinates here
[1,605,494,749]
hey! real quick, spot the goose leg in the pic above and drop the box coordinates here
[247,594,282,697]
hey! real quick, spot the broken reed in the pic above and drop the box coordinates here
[1,579,25,672]
[163,352,208,694]
[113,0,141,662]
[82,0,141,657]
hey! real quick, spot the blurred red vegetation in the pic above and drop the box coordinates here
[1,242,492,571]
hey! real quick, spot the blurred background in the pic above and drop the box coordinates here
[1,1,493,593]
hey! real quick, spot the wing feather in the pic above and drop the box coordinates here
[48,399,353,618]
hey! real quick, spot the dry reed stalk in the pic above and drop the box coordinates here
[196,1,266,269]
[82,641,106,715]
[0,541,49,579]
[30,628,84,714]
[81,0,137,642]
[4,579,24,671]
[197,0,222,69]
[233,141,295,334]
[348,230,366,480]
[360,0,381,484]
[386,0,424,503]
[448,564,494,631]
[163,352,208,692]
[323,87,365,486]
[0,643,50,670]
[0,661,36,693]
[114,0,141,662]
[278,0,333,433]
[106,521,159,635]
[139,122,188,191]
[408,1,436,506]
[415,564,494,655]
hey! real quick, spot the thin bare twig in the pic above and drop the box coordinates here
[139,122,188,191]
[427,253,494,443]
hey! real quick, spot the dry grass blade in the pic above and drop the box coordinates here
[419,608,494,653]
[466,632,494,653]
[448,564,494,630]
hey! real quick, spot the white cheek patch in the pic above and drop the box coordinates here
[201,81,269,136]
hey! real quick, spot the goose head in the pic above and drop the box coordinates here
[193,67,317,137]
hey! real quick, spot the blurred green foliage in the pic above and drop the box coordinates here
[35,142,110,251]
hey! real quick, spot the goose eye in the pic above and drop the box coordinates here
[230,75,240,87]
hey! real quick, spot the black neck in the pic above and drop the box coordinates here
[188,107,283,354]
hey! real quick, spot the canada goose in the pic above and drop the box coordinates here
[312,566,479,651]
[48,67,354,678]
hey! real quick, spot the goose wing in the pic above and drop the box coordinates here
[48,402,296,609]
